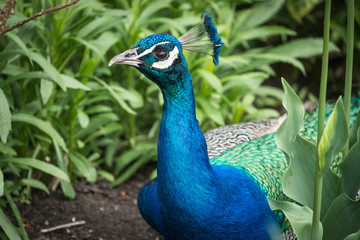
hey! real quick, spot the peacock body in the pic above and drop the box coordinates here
[109,14,360,240]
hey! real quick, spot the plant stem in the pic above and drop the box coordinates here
[343,0,354,156]
[311,0,331,239]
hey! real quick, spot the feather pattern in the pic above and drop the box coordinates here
[178,13,224,65]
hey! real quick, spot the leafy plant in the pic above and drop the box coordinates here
[269,0,360,239]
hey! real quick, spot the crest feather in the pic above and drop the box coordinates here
[178,13,224,65]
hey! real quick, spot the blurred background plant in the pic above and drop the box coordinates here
[0,0,358,239]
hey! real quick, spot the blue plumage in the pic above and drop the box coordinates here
[109,15,282,239]
[202,13,224,65]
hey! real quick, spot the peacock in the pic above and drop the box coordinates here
[109,14,360,240]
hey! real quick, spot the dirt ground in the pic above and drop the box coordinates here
[17,164,164,240]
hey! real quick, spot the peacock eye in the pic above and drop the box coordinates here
[153,46,169,60]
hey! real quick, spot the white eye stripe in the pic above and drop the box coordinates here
[137,41,171,58]
[151,46,179,69]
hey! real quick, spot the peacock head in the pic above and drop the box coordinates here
[109,14,224,91]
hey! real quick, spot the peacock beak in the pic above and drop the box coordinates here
[108,48,142,67]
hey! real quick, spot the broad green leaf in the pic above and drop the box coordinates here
[61,74,91,91]
[21,179,49,194]
[222,72,269,93]
[40,79,53,105]
[77,109,90,128]
[349,112,360,147]
[197,97,224,125]
[53,141,75,199]
[29,52,66,91]
[69,153,97,183]
[275,79,305,154]
[111,86,144,109]
[275,79,338,216]
[197,69,223,93]
[0,158,69,182]
[112,144,156,187]
[69,36,103,57]
[322,194,360,240]
[97,169,115,182]
[318,98,348,171]
[136,0,171,28]
[0,170,3,197]
[93,77,136,115]
[269,38,339,59]
[339,139,360,200]
[238,0,285,29]
[287,0,323,22]
[344,229,360,240]
[85,123,122,143]
[5,32,32,65]
[243,53,305,75]
[268,198,319,240]
[0,207,22,240]
[77,15,118,39]
[235,25,296,41]
[0,89,11,143]
[115,142,156,174]
[11,113,67,152]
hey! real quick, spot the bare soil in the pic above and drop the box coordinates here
[17,164,163,240]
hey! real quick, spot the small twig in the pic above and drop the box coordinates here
[40,220,86,233]
[0,0,17,33]
[0,0,80,36]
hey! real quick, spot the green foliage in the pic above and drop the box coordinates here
[0,0,345,238]
[271,79,360,240]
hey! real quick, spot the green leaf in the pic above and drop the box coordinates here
[69,153,97,183]
[77,109,90,128]
[40,79,53,105]
[93,77,136,115]
[0,142,16,156]
[0,207,22,240]
[197,69,223,93]
[349,112,360,148]
[0,158,69,181]
[11,113,67,152]
[318,97,348,171]
[29,52,66,91]
[4,190,29,240]
[287,0,323,23]
[239,0,285,29]
[5,32,33,65]
[243,53,306,75]
[53,141,75,199]
[269,38,339,59]
[21,179,49,194]
[0,89,11,144]
[97,169,115,182]
[0,170,3,197]
[197,97,224,125]
[235,25,296,41]
[322,194,360,240]
[339,139,360,200]
[344,229,360,240]
[268,198,319,240]
[61,74,91,91]
[275,78,305,154]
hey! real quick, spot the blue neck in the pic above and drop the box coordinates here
[157,72,222,209]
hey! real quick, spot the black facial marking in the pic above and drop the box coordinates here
[152,45,169,60]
